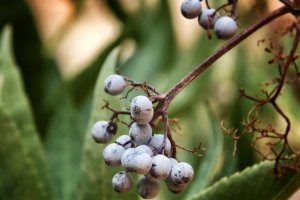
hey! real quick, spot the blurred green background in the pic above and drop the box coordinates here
[0,0,299,200]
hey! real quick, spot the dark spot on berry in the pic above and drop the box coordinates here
[107,80,112,88]
[107,122,117,135]
[182,176,190,183]
[133,106,141,115]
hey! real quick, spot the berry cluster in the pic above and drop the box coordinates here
[181,0,238,39]
[91,74,194,199]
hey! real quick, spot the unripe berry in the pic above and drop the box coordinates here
[148,134,171,156]
[169,162,194,184]
[103,143,125,166]
[181,0,202,19]
[150,154,172,180]
[130,96,154,124]
[112,171,133,193]
[91,121,113,143]
[115,135,134,149]
[198,8,220,30]
[104,74,126,95]
[129,122,152,145]
[214,16,238,39]
[137,176,160,199]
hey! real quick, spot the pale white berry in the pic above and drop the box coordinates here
[121,148,137,165]
[169,162,194,184]
[148,134,171,156]
[115,135,134,149]
[198,8,220,30]
[137,176,160,199]
[150,154,172,180]
[104,74,126,95]
[135,145,154,156]
[166,176,187,193]
[112,171,133,193]
[181,0,202,19]
[129,122,152,145]
[130,96,154,124]
[91,121,112,143]
[169,158,179,167]
[103,143,125,166]
[121,148,152,174]
[214,16,238,39]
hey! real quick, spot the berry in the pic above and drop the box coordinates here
[115,135,134,149]
[137,176,160,199]
[135,145,154,156]
[214,16,238,39]
[91,121,113,143]
[121,148,152,174]
[181,0,202,19]
[166,176,187,193]
[104,74,126,95]
[148,134,171,156]
[169,162,194,184]
[112,171,133,193]
[103,143,125,166]
[130,96,154,124]
[169,158,179,167]
[129,122,152,145]
[198,8,220,30]
[150,154,172,180]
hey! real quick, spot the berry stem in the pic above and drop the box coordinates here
[161,6,290,110]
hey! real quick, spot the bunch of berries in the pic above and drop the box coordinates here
[91,74,194,199]
[181,0,238,39]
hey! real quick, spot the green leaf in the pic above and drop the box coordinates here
[0,105,48,200]
[78,48,138,200]
[0,1,67,137]
[45,95,84,200]
[121,1,176,83]
[190,161,300,200]
[185,107,224,199]
[0,25,53,199]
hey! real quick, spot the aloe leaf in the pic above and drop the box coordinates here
[78,48,138,200]
[190,161,300,200]
[0,25,52,199]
